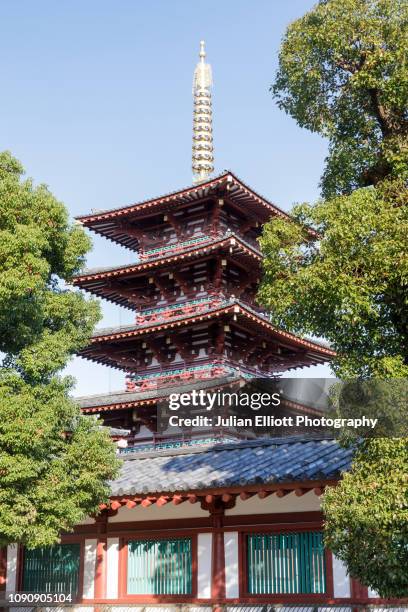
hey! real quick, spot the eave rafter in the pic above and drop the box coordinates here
[144,337,172,364]
[172,332,194,360]
[150,273,173,301]
[102,479,336,514]
[111,222,146,241]
[171,271,190,295]
[104,280,149,307]
[72,236,262,308]
[80,301,335,363]
[81,397,158,413]
[165,212,184,239]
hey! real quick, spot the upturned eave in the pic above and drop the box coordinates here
[73,232,261,285]
[86,299,335,358]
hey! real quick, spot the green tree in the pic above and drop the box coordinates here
[272,0,408,197]
[259,181,408,378]
[0,152,119,547]
[261,0,408,379]
[260,0,408,597]
[323,439,408,598]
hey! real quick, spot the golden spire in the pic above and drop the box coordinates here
[192,41,214,183]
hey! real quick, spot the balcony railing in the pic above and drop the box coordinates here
[138,230,261,261]
[139,235,212,260]
[135,296,225,325]
[125,363,240,392]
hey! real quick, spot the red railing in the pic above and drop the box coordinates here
[125,364,229,392]
[134,297,225,326]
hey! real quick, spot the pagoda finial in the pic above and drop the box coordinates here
[192,40,214,184]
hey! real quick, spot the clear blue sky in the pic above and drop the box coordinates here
[1,0,332,396]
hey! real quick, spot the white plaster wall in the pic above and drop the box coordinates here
[225,490,321,515]
[224,532,239,599]
[332,555,351,598]
[82,539,97,599]
[106,537,119,599]
[108,501,209,522]
[197,533,212,599]
[6,544,18,591]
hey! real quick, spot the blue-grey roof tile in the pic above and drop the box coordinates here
[110,437,352,496]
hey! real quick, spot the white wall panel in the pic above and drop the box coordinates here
[197,533,212,598]
[106,537,119,599]
[224,532,239,599]
[332,555,351,598]
[6,544,18,591]
[82,539,97,599]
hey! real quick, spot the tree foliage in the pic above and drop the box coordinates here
[272,0,408,197]
[259,180,408,378]
[262,0,408,378]
[329,378,408,441]
[0,152,119,547]
[323,438,408,598]
[262,0,408,597]
[0,374,119,548]
[0,152,98,373]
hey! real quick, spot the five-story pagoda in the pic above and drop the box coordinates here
[74,43,334,435]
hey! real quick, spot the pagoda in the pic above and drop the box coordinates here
[2,43,390,610]
[73,42,334,434]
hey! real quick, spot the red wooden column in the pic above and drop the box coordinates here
[210,502,226,609]
[351,577,369,601]
[94,513,108,600]
[0,547,7,592]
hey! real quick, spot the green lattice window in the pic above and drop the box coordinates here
[127,538,192,595]
[22,543,80,595]
[247,532,326,594]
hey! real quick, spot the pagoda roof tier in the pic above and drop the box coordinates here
[108,437,351,499]
[77,378,324,419]
[72,233,261,310]
[76,375,239,412]
[78,298,335,371]
[75,171,290,250]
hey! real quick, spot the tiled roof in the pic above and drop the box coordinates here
[110,437,352,496]
[76,375,238,409]
[76,170,289,221]
[73,231,261,281]
[85,298,333,355]
[74,171,296,251]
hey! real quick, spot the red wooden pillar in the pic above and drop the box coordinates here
[351,577,369,601]
[94,513,107,600]
[211,505,226,610]
[0,547,7,592]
